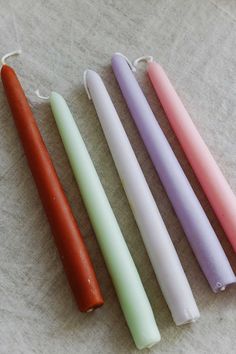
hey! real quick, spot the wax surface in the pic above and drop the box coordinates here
[1,64,104,312]
[111,54,236,292]
[49,92,161,350]
[85,69,200,325]
[148,61,236,253]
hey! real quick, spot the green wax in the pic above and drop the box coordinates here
[50,92,160,349]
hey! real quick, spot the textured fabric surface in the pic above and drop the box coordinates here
[0,0,236,353]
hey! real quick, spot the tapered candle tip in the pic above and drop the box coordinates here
[1,49,22,66]
[113,53,136,72]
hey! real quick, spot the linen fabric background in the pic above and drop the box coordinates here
[0,0,236,353]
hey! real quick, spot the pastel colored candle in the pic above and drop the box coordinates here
[0,52,104,312]
[47,91,160,349]
[146,58,236,253]
[112,53,236,292]
[84,69,200,326]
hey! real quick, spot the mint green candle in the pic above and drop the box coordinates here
[49,92,160,349]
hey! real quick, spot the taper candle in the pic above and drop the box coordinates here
[112,53,236,292]
[84,69,200,325]
[0,51,104,312]
[40,89,160,349]
[145,57,236,253]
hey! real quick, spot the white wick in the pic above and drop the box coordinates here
[1,49,22,66]
[35,89,50,100]
[83,70,91,100]
[133,55,153,68]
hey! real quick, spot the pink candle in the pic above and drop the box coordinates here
[141,57,236,252]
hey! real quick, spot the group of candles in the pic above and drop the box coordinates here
[1,50,236,350]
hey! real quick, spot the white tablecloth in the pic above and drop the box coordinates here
[0,0,236,353]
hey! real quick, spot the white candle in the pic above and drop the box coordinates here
[84,69,200,326]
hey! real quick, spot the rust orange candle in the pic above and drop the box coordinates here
[1,51,104,312]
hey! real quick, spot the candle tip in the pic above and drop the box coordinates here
[35,89,50,100]
[133,55,153,68]
[1,49,22,66]
[113,53,136,72]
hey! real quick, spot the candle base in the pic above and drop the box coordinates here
[172,307,200,326]
[212,279,236,293]
[136,336,161,350]
[176,316,199,326]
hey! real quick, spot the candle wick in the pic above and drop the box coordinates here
[35,89,50,100]
[1,49,22,66]
[114,53,136,72]
[83,70,92,100]
[133,56,153,68]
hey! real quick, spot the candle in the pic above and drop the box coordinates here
[112,53,236,292]
[43,90,161,349]
[84,69,200,325]
[145,57,236,253]
[0,51,104,312]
